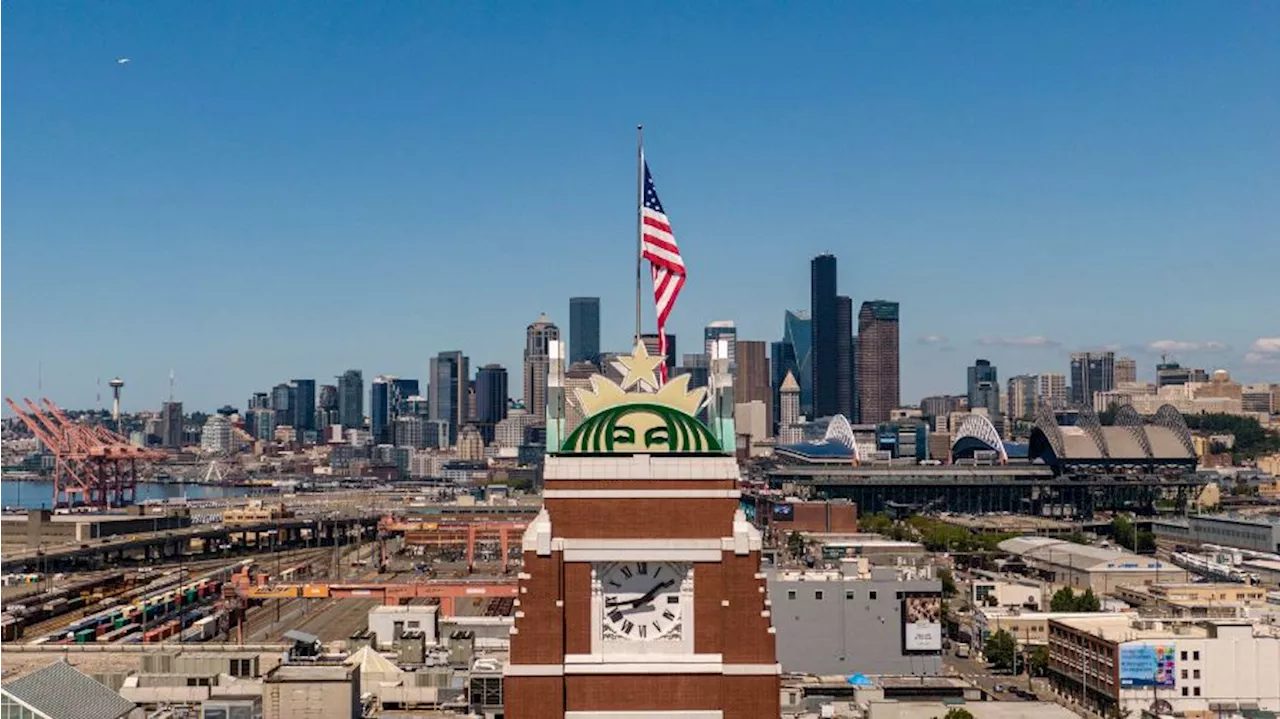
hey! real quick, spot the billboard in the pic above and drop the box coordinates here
[1119,644,1176,688]
[771,503,794,522]
[902,594,943,653]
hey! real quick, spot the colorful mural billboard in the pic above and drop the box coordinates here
[1119,644,1176,688]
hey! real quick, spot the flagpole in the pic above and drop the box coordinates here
[635,124,644,346]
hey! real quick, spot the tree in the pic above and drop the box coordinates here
[1078,587,1102,612]
[1098,402,1120,426]
[942,709,976,719]
[786,531,806,558]
[1105,703,1132,719]
[1112,515,1137,551]
[938,568,958,597]
[1050,587,1078,612]
[1029,645,1050,677]
[985,629,1017,672]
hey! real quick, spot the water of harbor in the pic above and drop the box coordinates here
[1,480,252,510]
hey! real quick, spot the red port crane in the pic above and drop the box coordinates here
[4,397,166,509]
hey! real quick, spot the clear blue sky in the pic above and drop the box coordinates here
[4,2,1278,413]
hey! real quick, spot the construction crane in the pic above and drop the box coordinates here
[4,397,167,509]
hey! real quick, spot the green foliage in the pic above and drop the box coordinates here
[862,512,894,535]
[1051,586,1102,612]
[1064,531,1090,545]
[985,629,1017,671]
[1098,402,1120,426]
[786,531,806,558]
[1182,413,1280,460]
[938,568,957,597]
[942,709,976,719]
[1029,645,1050,677]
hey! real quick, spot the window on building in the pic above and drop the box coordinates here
[845,591,855,601]
[1181,670,1188,679]
[787,590,796,600]
[407,620,420,628]
[815,590,824,601]
[1181,651,1188,661]
[869,591,877,600]
[1182,688,1189,697]
[1194,687,1201,697]
[1193,669,1200,679]
[1193,651,1200,660]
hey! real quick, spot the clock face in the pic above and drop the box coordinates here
[600,561,684,641]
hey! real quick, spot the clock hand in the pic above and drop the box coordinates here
[605,579,675,610]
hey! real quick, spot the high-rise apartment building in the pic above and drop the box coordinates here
[810,254,839,418]
[318,385,338,411]
[1070,352,1115,406]
[200,415,233,453]
[568,297,600,365]
[292,379,316,433]
[475,364,509,443]
[371,376,393,444]
[835,295,855,420]
[1115,357,1137,385]
[161,401,184,449]
[1007,375,1037,420]
[855,300,900,424]
[734,340,773,436]
[430,351,469,446]
[524,313,559,418]
[1037,373,1067,409]
[674,354,709,391]
[704,321,737,370]
[337,370,364,430]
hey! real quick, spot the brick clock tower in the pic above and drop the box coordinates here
[505,339,781,718]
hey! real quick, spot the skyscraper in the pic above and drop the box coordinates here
[318,385,338,411]
[810,254,839,419]
[967,359,1002,433]
[734,340,773,436]
[1070,352,1115,406]
[835,295,855,419]
[430,351,469,446]
[1115,357,1137,385]
[1156,362,1208,388]
[778,371,802,445]
[292,379,316,433]
[783,310,813,417]
[704,321,737,370]
[967,360,999,411]
[568,297,601,365]
[337,370,364,430]
[855,300,900,424]
[1007,375,1037,420]
[640,333,677,373]
[524,314,560,418]
[674,354,710,391]
[271,383,294,428]
[475,364,509,443]
[161,401,183,449]
[371,376,393,444]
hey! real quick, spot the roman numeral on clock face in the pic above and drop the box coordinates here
[622,620,635,634]
[609,610,624,623]
[620,566,632,579]
[638,624,647,638]
[663,609,676,620]
[637,562,648,575]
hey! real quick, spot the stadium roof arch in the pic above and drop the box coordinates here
[1028,403,1196,474]
[950,413,1009,463]
[774,414,863,464]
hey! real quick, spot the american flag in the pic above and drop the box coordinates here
[641,159,685,383]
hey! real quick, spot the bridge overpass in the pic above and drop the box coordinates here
[0,513,380,573]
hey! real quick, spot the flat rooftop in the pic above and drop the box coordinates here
[267,664,353,682]
[939,515,1082,531]
[870,701,1078,719]
[1051,615,1211,641]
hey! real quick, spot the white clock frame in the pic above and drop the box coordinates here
[590,561,696,658]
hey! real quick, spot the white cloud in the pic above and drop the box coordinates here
[977,336,1060,348]
[1244,337,1280,365]
[1146,340,1229,353]
[918,334,949,345]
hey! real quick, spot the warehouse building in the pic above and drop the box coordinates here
[998,536,1187,593]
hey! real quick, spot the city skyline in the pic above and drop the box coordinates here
[4,4,1279,411]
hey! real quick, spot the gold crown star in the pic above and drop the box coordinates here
[574,372,707,418]
[614,339,665,391]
